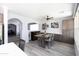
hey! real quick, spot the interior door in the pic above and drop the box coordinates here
[62,19,74,44]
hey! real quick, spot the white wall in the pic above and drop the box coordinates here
[3,6,8,44]
[40,18,64,34]
[8,11,40,43]
[74,6,79,56]
[46,19,62,34]
[39,16,73,35]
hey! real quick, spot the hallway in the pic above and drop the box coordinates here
[8,35,20,45]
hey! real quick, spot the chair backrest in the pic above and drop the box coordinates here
[19,39,25,51]
[42,33,54,41]
[51,34,54,40]
[48,34,54,41]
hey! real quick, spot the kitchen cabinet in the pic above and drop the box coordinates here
[0,14,3,45]
[62,19,74,44]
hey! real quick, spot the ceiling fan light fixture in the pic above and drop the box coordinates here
[46,15,53,20]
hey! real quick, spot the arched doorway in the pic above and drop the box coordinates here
[8,18,22,44]
[8,24,16,36]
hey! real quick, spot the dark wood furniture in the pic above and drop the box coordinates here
[19,39,25,51]
[0,14,3,45]
[31,31,40,41]
[0,40,2,45]
[54,19,74,44]
[54,34,62,42]
[44,34,54,48]
[62,19,74,44]
[35,33,54,48]
[38,35,46,48]
[35,34,46,48]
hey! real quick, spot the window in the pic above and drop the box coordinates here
[28,23,39,31]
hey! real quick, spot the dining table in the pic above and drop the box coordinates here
[35,33,50,48]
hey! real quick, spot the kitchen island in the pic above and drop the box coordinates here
[0,42,27,56]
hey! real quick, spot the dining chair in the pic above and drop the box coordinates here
[38,35,46,48]
[19,39,25,51]
[45,34,54,48]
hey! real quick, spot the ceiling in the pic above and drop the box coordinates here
[1,3,76,19]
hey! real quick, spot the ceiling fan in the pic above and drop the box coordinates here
[46,16,53,20]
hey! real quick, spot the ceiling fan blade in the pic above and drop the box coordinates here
[43,15,53,20]
[47,17,53,20]
[50,17,53,19]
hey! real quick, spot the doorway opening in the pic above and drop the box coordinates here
[8,18,22,44]
[8,24,16,36]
